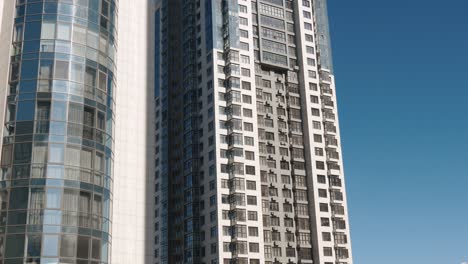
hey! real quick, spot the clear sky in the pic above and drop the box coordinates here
[326,0,468,263]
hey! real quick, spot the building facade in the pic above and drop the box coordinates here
[0,0,352,263]
[154,1,353,264]
[0,1,154,263]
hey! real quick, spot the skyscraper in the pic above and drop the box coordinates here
[0,1,153,263]
[154,1,352,264]
[0,0,352,264]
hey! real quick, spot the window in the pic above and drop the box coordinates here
[313,121,321,129]
[239,5,248,13]
[315,147,324,156]
[242,81,251,90]
[240,42,249,51]
[321,217,330,226]
[42,22,56,39]
[245,165,255,175]
[245,151,255,160]
[314,134,323,143]
[244,122,253,131]
[247,195,257,205]
[244,136,254,146]
[242,95,252,104]
[318,175,326,184]
[248,211,258,221]
[57,23,71,40]
[318,189,328,198]
[324,247,333,256]
[248,227,258,236]
[319,203,328,212]
[246,181,256,190]
[259,3,284,18]
[240,29,249,38]
[241,55,250,64]
[240,17,248,26]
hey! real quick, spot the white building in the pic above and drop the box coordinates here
[154,0,353,264]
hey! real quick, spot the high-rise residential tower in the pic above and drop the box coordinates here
[0,0,352,263]
[0,1,154,263]
[154,0,352,264]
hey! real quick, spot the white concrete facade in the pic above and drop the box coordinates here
[112,0,155,263]
[0,0,15,162]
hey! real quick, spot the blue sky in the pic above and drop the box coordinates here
[327,0,468,263]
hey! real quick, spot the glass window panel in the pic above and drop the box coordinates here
[16,121,34,135]
[31,143,47,167]
[57,23,71,40]
[43,209,62,225]
[27,234,42,257]
[41,22,56,39]
[85,67,97,87]
[91,239,101,259]
[13,24,24,42]
[50,121,66,135]
[32,142,48,166]
[60,235,77,258]
[65,146,81,167]
[20,80,36,93]
[16,100,35,121]
[80,149,93,168]
[12,164,30,179]
[43,235,59,256]
[9,188,29,209]
[1,145,13,167]
[39,60,54,79]
[98,71,107,91]
[7,210,27,225]
[83,107,94,127]
[47,164,64,179]
[49,144,64,163]
[79,191,91,213]
[30,188,45,209]
[87,30,99,49]
[71,63,85,83]
[54,61,69,79]
[46,188,62,209]
[24,22,42,40]
[68,103,84,123]
[44,2,58,13]
[23,40,40,53]
[73,25,87,44]
[14,142,32,164]
[5,234,25,258]
[77,236,90,259]
[20,60,39,80]
[51,101,67,121]
[36,101,51,120]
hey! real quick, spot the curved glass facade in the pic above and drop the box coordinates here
[0,0,117,263]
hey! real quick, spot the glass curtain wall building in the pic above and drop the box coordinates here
[154,0,353,264]
[0,1,154,263]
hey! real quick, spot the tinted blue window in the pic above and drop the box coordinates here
[20,60,38,80]
[19,81,37,93]
[24,22,41,40]
[26,3,43,15]
[44,3,58,14]
[22,41,40,53]
[16,100,35,121]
